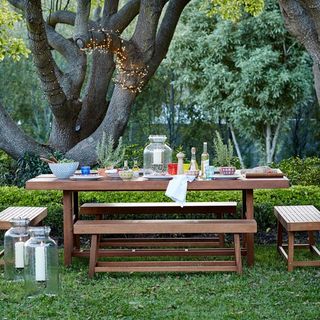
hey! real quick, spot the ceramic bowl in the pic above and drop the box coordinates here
[49,162,79,179]
[219,166,236,175]
[118,170,134,181]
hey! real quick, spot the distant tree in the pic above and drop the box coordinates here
[169,0,313,164]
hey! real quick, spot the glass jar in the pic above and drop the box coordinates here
[143,135,172,175]
[24,226,59,296]
[4,218,30,281]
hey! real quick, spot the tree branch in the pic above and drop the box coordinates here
[0,102,51,159]
[300,0,320,38]
[131,0,166,58]
[103,0,119,18]
[7,0,24,11]
[279,0,320,64]
[25,0,67,116]
[74,0,91,46]
[149,0,190,76]
[108,0,140,32]
[46,26,86,99]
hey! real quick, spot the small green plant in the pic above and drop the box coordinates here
[96,133,125,168]
[212,131,234,167]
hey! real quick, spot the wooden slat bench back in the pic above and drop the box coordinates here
[0,207,47,230]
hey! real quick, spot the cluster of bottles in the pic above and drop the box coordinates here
[187,142,210,179]
[122,159,140,178]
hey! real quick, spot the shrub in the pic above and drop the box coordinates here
[273,157,320,185]
[1,186,320,240]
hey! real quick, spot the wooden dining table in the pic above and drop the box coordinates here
[25,174,290,267]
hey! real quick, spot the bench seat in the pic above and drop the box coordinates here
[275,205,320,271]
[79,201,238,248]
[74,219,257,277]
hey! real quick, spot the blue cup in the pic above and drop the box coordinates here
[205,166,215,179]
[81,166,90,175]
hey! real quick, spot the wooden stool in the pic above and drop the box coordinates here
[0,207,47,265]
[274,205,320,271]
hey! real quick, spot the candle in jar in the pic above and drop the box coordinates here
[35,243,46,281]
[153,149,163,165]
[14,240,24,268]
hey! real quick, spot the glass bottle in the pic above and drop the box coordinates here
[143,135,172,175]
[4,218,30,281]
[189,147,199,171]
[24,226,59,296]
[200,142,209,179]
[132,160,140,178]
[176,152,185,175]
[123,160,130,171]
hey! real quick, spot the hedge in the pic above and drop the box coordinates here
[1,186,320,239]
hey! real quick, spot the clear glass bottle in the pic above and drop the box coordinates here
[143,135,172,175]
[189,147,199,171]
[123,160,130,171]
[200,142,209,179]
[132,160,140,178]
[24,226,59,296]
[4,218,30,281]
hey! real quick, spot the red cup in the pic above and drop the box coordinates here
[168,163,178,175]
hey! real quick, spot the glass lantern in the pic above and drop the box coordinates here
[143,135,172,175]
[24,226,59,296]
[4,218,30,281]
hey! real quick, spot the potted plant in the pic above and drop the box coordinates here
[96,133,125,176]
[212,131,236,175]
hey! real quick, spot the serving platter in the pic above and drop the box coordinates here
[144,175,173,181]
[70,174,103,181]
[211,174,241,180]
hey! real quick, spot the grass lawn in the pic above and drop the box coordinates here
[1,245,320,320]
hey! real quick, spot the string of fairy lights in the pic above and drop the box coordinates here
[82,28,149,93]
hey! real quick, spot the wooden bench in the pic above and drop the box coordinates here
[0,207,47,265]
[79,202,237,248]
[74,219,257,277]
[274,205,320,271]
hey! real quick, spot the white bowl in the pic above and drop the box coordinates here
[49,162,79,179]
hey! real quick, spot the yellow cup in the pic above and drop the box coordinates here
[183,163,190,173]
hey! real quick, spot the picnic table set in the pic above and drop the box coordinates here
[2,135,320,295]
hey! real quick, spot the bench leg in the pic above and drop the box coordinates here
[89,235,99,278]
[308,231,315,251]
[216,212,225,247]
[277,220,283,254]
[234,234,242,274]
[288,231,295,272]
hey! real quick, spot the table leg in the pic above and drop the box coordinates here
[73,192,80,249]
[63,190,74,266]
[245,189,254,267]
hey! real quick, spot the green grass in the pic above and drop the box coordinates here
[1,245,320,320]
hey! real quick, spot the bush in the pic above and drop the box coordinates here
[0,186,320,240]
[274,157,320,185]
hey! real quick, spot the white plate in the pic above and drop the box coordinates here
[144,175,173,181]
[74,170,98,175]
[70,174,103,181]
[212,174,241,180]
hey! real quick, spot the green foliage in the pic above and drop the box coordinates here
[1,185,320,237]
[15,153,51,187]
[207,0,265,21]
[0,150,16,186]
[96,133,125,168]
[212,131,234,166]
[0,1,30,61]
[273,157,320,186]
[168,0,313,164]
[123,144,144,167]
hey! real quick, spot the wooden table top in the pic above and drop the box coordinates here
[25,174,290,191]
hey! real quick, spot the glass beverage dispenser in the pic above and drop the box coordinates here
[143,135,172,175]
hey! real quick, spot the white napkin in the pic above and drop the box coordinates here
[165,175,196,207]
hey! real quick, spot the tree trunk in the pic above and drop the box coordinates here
[2,0,190,163]
[229,124,244,168]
